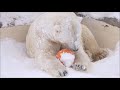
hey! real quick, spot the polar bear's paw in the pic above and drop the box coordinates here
[58,70,68,77]
[71,63,87,71]
[92,48,108,62]
[49,66,68,77]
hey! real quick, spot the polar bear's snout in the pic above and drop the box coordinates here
[69,45,79,52]
[73,48,79,51]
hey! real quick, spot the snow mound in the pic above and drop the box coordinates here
[91,42,120,77]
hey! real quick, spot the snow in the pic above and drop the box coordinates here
[0,12,119,28]
[77,12,120,20]
[1,38,119,78]
[0,12,45,27]
[60,53,75,67]
[91,42,120,77]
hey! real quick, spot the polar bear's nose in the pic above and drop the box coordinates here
[73,48,78,51]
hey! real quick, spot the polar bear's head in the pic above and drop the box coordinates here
[51,20,81,51]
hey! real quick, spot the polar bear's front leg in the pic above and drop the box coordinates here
[35,54,67,77]
[71,39,91,72]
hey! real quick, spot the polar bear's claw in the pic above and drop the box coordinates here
[71,64,87,71]
[59,70,68,77]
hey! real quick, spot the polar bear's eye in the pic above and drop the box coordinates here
[56,30,61,33]
[54,25,61,33]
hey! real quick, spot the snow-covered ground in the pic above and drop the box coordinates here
[77,12,120,20]
[0,12,119,28]
[1,38,119,78]
[0,12,44,27]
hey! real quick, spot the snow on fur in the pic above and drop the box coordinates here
[60,53,75,67]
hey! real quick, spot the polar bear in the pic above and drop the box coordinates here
[26,12,108,77]
[81,25,108,62]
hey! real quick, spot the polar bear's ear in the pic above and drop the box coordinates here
[77,17,83,23]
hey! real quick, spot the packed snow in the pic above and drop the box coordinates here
[0,38,119,78]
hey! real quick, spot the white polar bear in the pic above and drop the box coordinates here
[26,12,108,77]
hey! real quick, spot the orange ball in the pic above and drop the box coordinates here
[56,49,75,60]
[56,49,75,67]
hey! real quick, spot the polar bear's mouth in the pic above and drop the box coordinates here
[73,48,79,51]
